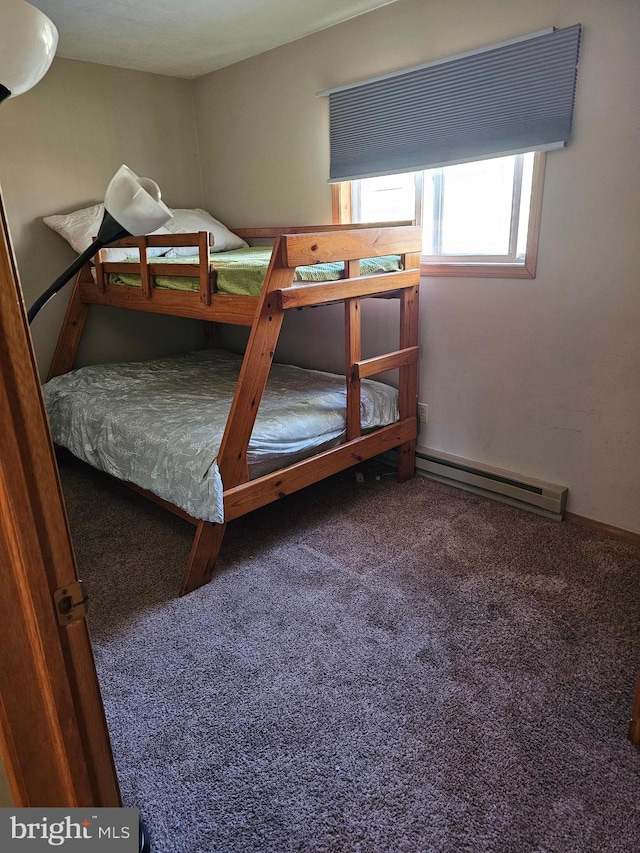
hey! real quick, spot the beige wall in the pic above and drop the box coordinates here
[0,58,205,375]
[193,0,640,533]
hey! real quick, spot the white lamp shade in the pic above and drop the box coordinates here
[103,165,172,236]
[1,0,58,98]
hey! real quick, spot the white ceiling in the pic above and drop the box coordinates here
[29,0,401,79]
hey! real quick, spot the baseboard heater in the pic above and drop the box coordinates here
[383,446,568,520]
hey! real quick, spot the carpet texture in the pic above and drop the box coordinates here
[58,452,640,853]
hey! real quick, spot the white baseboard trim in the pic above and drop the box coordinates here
[384,446,568,521]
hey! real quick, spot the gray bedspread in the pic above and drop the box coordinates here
[42,349,399,522]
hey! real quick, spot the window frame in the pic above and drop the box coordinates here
[332,151,546,279]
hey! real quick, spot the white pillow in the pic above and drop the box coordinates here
[164,208,248,255]
[44,203,171,259]
[44,203,104,255]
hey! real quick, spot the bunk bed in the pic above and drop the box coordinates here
[44,222,422,596]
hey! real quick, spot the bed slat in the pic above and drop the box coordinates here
[277,268,419,309]
[198,231,211,305]
[223,418,417,522]
[233,221,414,240]
[138,239,152,298]
[354,346,420,380]
[78,282,257,325]
[281,226,422,267]
[101,262,200,276]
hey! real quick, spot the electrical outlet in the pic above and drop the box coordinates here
[417,403,428,425]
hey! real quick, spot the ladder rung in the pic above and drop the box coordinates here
[354,346,420,379]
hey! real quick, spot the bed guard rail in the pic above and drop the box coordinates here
[272,225,422,444]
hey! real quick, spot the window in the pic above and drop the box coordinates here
[323,25,580,278]
[333,151,545,278]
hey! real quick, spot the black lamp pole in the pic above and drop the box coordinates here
[27,209,130,323]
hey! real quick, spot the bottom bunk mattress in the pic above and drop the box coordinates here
[42,348,399,523]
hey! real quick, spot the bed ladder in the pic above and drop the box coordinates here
[342,260,420,482]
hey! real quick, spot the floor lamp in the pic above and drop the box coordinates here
[27,164,172,323]
[0,3,172,326]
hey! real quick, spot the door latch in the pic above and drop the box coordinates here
[54,580,88,625]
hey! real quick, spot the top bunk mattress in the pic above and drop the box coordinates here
[106,246,402,297]
[42,348,399,524]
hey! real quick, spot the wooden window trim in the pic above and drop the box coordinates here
[331,183,352,224]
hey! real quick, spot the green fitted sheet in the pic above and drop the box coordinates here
[107,246,402,297]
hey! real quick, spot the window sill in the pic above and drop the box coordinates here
[419,260,536,279]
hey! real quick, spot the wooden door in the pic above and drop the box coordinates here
[0,187,120,807]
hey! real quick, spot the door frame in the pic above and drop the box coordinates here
[0,186,120,807]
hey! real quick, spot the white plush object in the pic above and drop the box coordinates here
[44,202,171,259]
[164,208,248,255]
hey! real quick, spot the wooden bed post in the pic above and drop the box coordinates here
[47,270,90,380]
[345,296,362,440]
[178,237,293,596]
[179,521,227,597]
[397,252,421,482]
[203,321,221,349]
[216,236,292,488]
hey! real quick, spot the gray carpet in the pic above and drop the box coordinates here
[58,452,640,853]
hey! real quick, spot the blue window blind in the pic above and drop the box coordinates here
[320,25,581,182]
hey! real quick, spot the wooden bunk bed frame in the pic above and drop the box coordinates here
[47,223,422,596]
